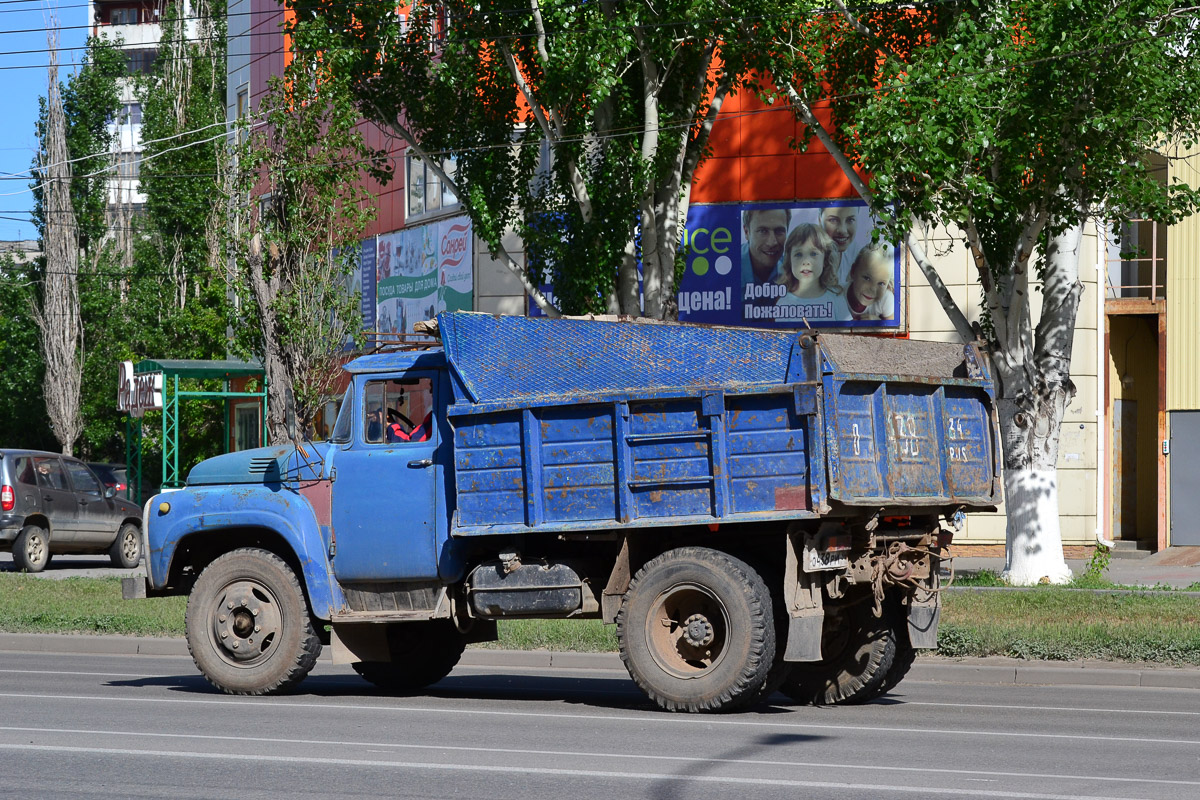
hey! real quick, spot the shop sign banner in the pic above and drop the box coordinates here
[359,237,376,345]
[117,361,163,417]
[375,215,473,335]
[679,201,903,331]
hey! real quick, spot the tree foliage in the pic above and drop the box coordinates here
[31,37,125,257]
[764,0,1200,581]
[294,0,791,318]
[133,0,230,362]
[229,36,389,444]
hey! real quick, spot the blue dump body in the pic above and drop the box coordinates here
[439,313,1000,536]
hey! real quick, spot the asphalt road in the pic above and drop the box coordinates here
[0,553,143,580]
[0,648,1198,800]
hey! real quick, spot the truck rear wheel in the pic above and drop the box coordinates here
[779,600,896,705]
[185,548,322,695]
[617,547,776,713]
[352,622,467,693]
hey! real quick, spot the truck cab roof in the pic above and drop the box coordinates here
[343,349,446,375]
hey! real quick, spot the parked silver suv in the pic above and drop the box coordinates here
[0,449,143,573]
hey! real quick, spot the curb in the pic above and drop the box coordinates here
[3,633,1200,690]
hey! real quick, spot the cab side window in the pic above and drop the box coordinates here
[33,457,69,491]
[363,377,434,445]
[66,461,103,496]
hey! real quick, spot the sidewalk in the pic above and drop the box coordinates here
[3,632,1199,691]
[948,546,1200,589]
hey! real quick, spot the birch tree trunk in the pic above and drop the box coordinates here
[247,245,295,447]
[33,42,83,456]
[993,218,1083,585]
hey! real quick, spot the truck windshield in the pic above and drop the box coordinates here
[331,391,352,443]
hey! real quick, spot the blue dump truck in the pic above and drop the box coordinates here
[126,313,1001,712]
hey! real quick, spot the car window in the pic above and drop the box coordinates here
[89,465,116,484]
[33,457,69,491]
[66,461,103,496]
[14,457,36,487]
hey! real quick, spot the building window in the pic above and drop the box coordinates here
[116,152,141,181]
[1104,219,1167,301]
[126,49,157,74]
[406,153,459,219]
[122,103,142,125]
[236,87,249,145]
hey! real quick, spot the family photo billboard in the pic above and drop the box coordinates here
[374,215,474,336]
[678,201,904,331]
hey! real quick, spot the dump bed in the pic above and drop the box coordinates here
[437,313,999,536]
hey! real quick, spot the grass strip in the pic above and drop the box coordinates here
[2,573,1199,665]
[0,575,186,637]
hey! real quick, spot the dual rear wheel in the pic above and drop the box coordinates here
[616,547,916,711]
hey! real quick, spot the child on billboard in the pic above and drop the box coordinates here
[774,223,849,322]
[845,242,896,321]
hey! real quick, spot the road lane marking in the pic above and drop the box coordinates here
[0,742,1162,800]
[0,724,1197,790]
[904,700,1200,717]
[1,691,1199,749]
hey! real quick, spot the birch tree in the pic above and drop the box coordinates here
[294,0,794,317]
[32,39,84,456]
[229,54,389,445]
[766,0,1200,582]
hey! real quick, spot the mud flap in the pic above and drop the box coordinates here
[784,614,824,662]
[907,597,940,649]
[783,529,825,662]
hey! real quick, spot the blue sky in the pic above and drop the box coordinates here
[0,1,87,243]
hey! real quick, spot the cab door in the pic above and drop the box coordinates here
[330,372,440,582]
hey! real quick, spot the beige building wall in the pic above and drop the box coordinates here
[474,232,529,317]
[902,225,1102,549]
[1166,143,1200,412]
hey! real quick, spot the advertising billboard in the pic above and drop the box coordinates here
[375,215,474,335]
[678,201,903,330]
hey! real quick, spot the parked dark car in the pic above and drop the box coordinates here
[1,449,143,572]
[87,462,156,505]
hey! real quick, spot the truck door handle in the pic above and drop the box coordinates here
[407,459,433,468]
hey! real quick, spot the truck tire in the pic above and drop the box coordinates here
[617,547,776,713]
[185,548,322,695]
[779,599,896,705]
[352,622,467,693]
[108,523,141,568]
[13,524,50,573]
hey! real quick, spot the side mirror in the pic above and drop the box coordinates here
[104,487,116,499]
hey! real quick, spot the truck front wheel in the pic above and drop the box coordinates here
[352,622,467,693]
[185,548,322,695]
[617,547,776,713]
[779,599,896,705]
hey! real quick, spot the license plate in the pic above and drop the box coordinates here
[804,545,849,572]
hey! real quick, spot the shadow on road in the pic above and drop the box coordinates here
[104,668,896,717]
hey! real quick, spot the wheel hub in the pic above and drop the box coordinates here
[683,614,715,647]
[645,582,730,679]
[210,582,282,664]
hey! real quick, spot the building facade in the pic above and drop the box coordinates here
[231,10,1200,555]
